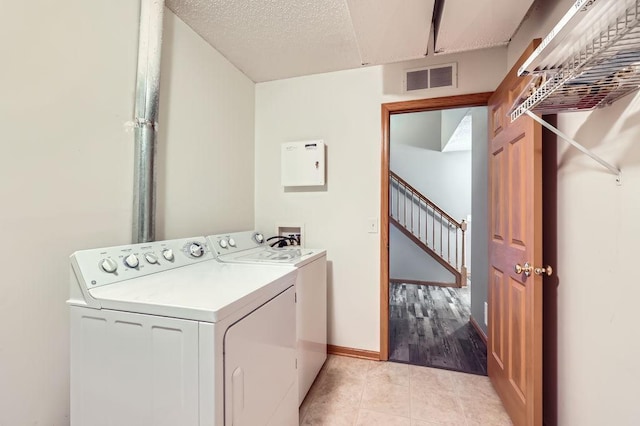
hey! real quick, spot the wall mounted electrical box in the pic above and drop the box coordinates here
[281,141,325,186]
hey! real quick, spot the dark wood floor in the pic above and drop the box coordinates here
[389,282,487,376]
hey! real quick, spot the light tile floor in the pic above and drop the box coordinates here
[300,355,512,426]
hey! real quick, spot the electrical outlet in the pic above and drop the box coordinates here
[484,302,488,326]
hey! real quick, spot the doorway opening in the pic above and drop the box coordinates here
[379,94,492,375]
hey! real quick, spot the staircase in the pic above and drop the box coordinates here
[389,171,467,287]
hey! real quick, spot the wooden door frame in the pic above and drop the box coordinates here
[379,92,493,360]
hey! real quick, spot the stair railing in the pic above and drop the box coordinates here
[389,171,467,285]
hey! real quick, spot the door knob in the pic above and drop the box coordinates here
[514,262,533,277]
[534,265,553,276]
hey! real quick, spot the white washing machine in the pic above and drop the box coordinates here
[207,231,327,405]
[68,236,298,426]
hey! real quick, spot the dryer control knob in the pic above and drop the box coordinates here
[219,239,228,249]
[100,258,118,273]
[124,253,139,268]
[228,238,236,247]
[189,242,205,257]
[162,249,174,261]
[253,233,264,244]
[144,253,158,264]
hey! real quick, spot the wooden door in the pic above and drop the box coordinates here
[487,40,543,426]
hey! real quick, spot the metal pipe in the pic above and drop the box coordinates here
[132,0,165,243]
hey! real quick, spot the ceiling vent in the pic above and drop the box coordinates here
[404,63,457,92]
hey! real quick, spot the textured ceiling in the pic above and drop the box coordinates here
[434,0,535,54]
[346,0,433,66]
[167,0,533,82]
[167,0,360,82]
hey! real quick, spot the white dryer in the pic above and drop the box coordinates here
[68,237,298,426]
[207,231,327,405]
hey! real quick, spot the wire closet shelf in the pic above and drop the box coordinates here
[510,0,640,121]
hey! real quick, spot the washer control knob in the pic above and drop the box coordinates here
[189,242,205,257]
[162,249,174,261]
[100,258,118,273]
[253,233,264,244]
[144,253,158,264]
[228,238,236,247]
[219,239,228,249]
[124,253,139,268]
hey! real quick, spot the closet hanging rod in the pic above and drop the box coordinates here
[524,110,622,185]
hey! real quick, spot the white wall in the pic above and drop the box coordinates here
[391,110,442,150]
[469,107,489,334]
[509,0,640,424]
[382,47,507,100]
[391,145,471,220]
[255,67,383,351]
[158,12,255,238]
[554,103,640,426]
[255,47,506,352]
[389,226,455,283]
[0,3,254,424]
